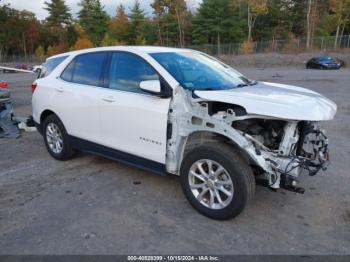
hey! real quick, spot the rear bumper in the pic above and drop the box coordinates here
[324,65,341,69]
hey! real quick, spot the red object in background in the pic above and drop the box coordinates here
[16,64,28,70]
[31,82,37,93]
[0,81,8,88]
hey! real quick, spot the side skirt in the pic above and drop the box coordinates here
[69,136,168,177]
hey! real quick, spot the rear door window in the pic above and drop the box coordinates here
[70,52,107,87]
[60,52,107,87]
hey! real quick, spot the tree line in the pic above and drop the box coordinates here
[0,0,349,60]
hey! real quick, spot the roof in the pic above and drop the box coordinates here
[47,46,193,60]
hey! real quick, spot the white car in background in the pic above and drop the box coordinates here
[32,46,336,220]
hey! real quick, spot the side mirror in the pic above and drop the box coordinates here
[139,80,161,94]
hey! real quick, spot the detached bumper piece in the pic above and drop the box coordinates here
[0,89,20,138]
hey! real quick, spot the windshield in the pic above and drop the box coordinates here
[150,51,253,91]
[318,57,333,62]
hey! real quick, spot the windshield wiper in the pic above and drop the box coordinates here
[237,80,258,88]
[236,83,248,87]
[190,87,215,91]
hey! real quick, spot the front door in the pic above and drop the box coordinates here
[99,52,171,164]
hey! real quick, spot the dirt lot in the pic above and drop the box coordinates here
[219,50,350,68]
[0,67,349,255]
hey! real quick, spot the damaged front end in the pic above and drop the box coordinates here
[166,87,332,193]
[239,120,330,193]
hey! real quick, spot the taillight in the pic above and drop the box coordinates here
[0,82,8,88]
[31,82,37,93]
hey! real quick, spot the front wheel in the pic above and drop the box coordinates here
[180,143,255,220]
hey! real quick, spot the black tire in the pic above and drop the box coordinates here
[180,142,255,220]
[42,114,75,161]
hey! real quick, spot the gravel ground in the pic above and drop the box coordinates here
[0,67,349,255]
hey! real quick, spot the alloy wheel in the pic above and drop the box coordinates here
[46,123,64,154]
[188,159,234,210]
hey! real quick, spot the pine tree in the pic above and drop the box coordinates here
[128,0,146,45]
[44,0,71,27]
[253,0,297,41]
[78,0,108,46]
[44,0,72,47]
[192,0,240,53]
[65,24,78,47]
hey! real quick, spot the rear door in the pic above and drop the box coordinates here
[56,52,108,143]
[98,52,171,164]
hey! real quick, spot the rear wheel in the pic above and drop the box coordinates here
[180,142,255,220]
[43,114,75,161]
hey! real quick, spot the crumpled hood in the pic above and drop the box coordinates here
[194,82,337,121]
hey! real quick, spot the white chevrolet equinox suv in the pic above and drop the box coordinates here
[32,46,336,220]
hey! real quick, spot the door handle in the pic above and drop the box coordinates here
[55,86,64,93]
[102,96,116,103]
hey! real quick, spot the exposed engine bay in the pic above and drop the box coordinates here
[233,118,329,192]
[166,87,330,193]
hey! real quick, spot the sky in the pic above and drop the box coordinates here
[4,0,200,20]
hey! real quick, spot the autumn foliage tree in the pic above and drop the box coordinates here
[108,5,130,44]
[71,25,93,50]
[247,0,268,41]
[34,45,45,62]
[151,0,189,46]
[71,38,94,50]
[329,0,350,47]
[0,6,41,59]
[1,0,350,59]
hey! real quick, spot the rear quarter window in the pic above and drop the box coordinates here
[38,56,68,78]
[61,61,75,82]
